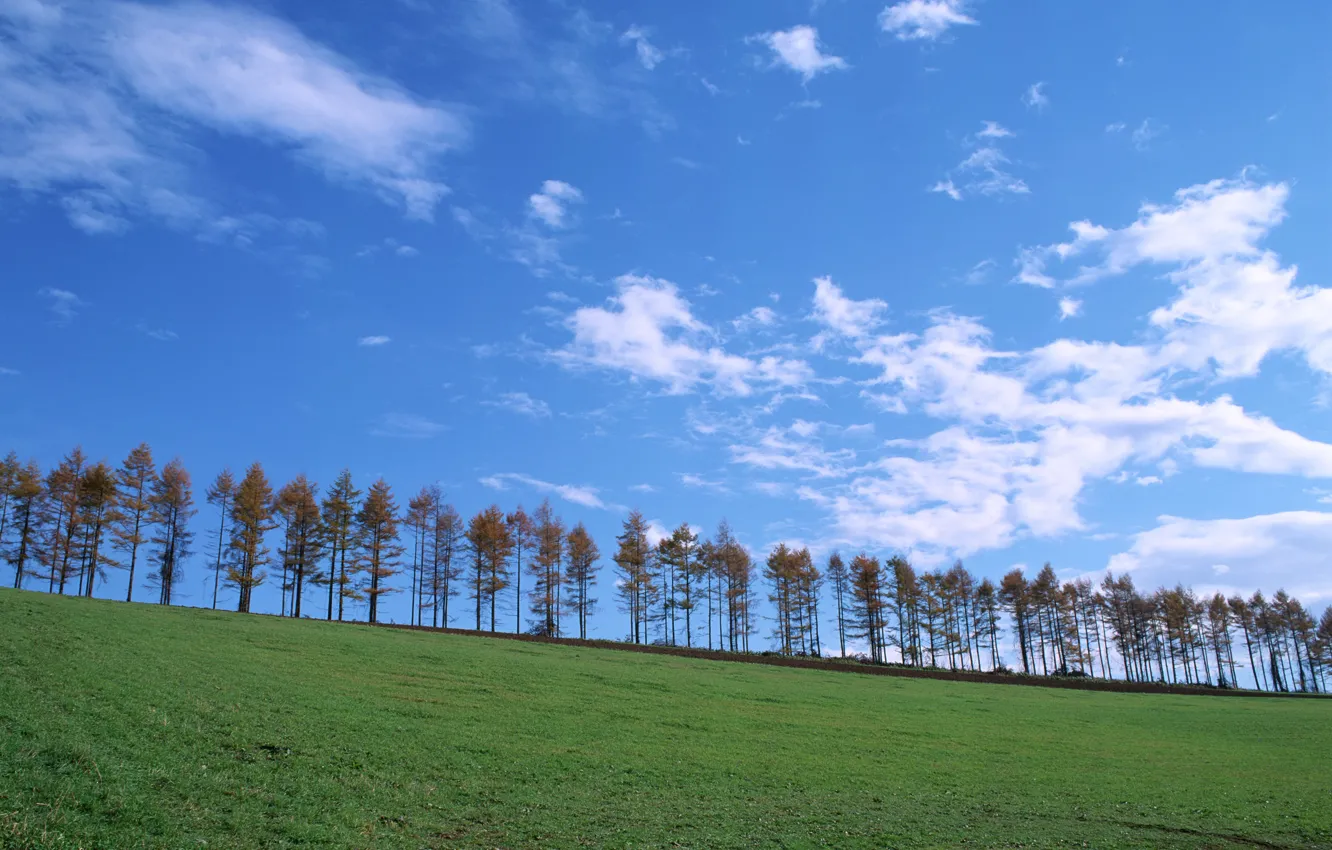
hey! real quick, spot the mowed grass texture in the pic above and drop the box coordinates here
[1,591,1329,849]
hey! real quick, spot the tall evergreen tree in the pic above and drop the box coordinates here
[147,459,196,606]
[318,470,361,622]
[40,447,86,594]
[506,506,535,634]
[826,552,849,657]
[465,505,512,630]
[564,522,599,639]
[527,499,565,637]
[613,510,653,643]
[112,443,156,603]
[430,497,462,627]
[357,478,402,624]
[77,461,120,598]
[6,459,43,588]
[403,488,433,626]
[0,452,19,566]
[204,469,236,610]
[227,462,276,614]
[274,475,321,618]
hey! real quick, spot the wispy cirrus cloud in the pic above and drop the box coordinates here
[370,412,445,438]
[479,471,620,510]
[37,287,85,322]
[0,0,467,235]
[484,391,551,418]
[358,335,392,347]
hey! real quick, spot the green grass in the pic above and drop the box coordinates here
[1,590,1329,849]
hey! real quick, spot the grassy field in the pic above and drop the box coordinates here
[1,590,1329,849]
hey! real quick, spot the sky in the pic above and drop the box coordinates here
[3,0,1332,637]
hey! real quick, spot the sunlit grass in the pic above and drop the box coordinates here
[2,589,1328,848]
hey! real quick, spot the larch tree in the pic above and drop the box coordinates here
[112,443,156,603]
[205,468,236,610]
[563,521,599,639]
[659,523,698,647]
[147,459,196,606]
[227,462,276,614]
[849,553,887,663]
[0,452,18,564]
[527,499,565,637]
[77,461,120,598]
[430,496,462,627]
[506,507,535,634]
[613,510,653,644]
[274,475,321,618]
[404,488,433,626]
[399,490,431,628]
[40,447,86,595]
[357,478,402,624]
[6,459,44,588]
[465,505,512,631]
[827,552,849,657]
[319,470,361,622]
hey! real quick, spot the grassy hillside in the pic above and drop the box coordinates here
[1,590,1329,849]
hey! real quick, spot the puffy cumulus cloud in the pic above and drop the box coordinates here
[1058,297,1082,320]
[1018,176,1332,381]
[878,0,976,41]
[1106,512,1332,603]
[811,276,887,343]
[753,25,847,82]
[554,274,813,396]
[527,180,583,228]
[719,178,1332,563]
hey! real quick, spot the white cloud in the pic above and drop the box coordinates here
[754,25,847,81]
[629,483,656,493]
[358,335,391,346]
[0,0,465,229]
[934,124,1029,201]
[620,25,664,70]
[480,472,618,510]
[1131,118,1163,151]
[528,179,584,228]
[138,324,178,341]
[108,1,466,219]
[679,473,730,493]
[38,287,84,322]
[370,412,445,438]
[357,237,418,258]
[811,276,888,342]
[484,391,551,418]
[734,305,778,331]
[1058,297,1082,320]
[878,0,976,41]
[750,177,1332,562]
[1106,512,1332,602]
[929,179,961,201]
[555,273,813,396]
[1022,82,1049,110]
[1105,122,1127,133]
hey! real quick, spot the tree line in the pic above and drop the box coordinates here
[2,444,1329,693]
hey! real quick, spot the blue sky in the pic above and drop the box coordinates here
[3,0,1332,632]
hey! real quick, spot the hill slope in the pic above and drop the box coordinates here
[1,590,1329,849]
